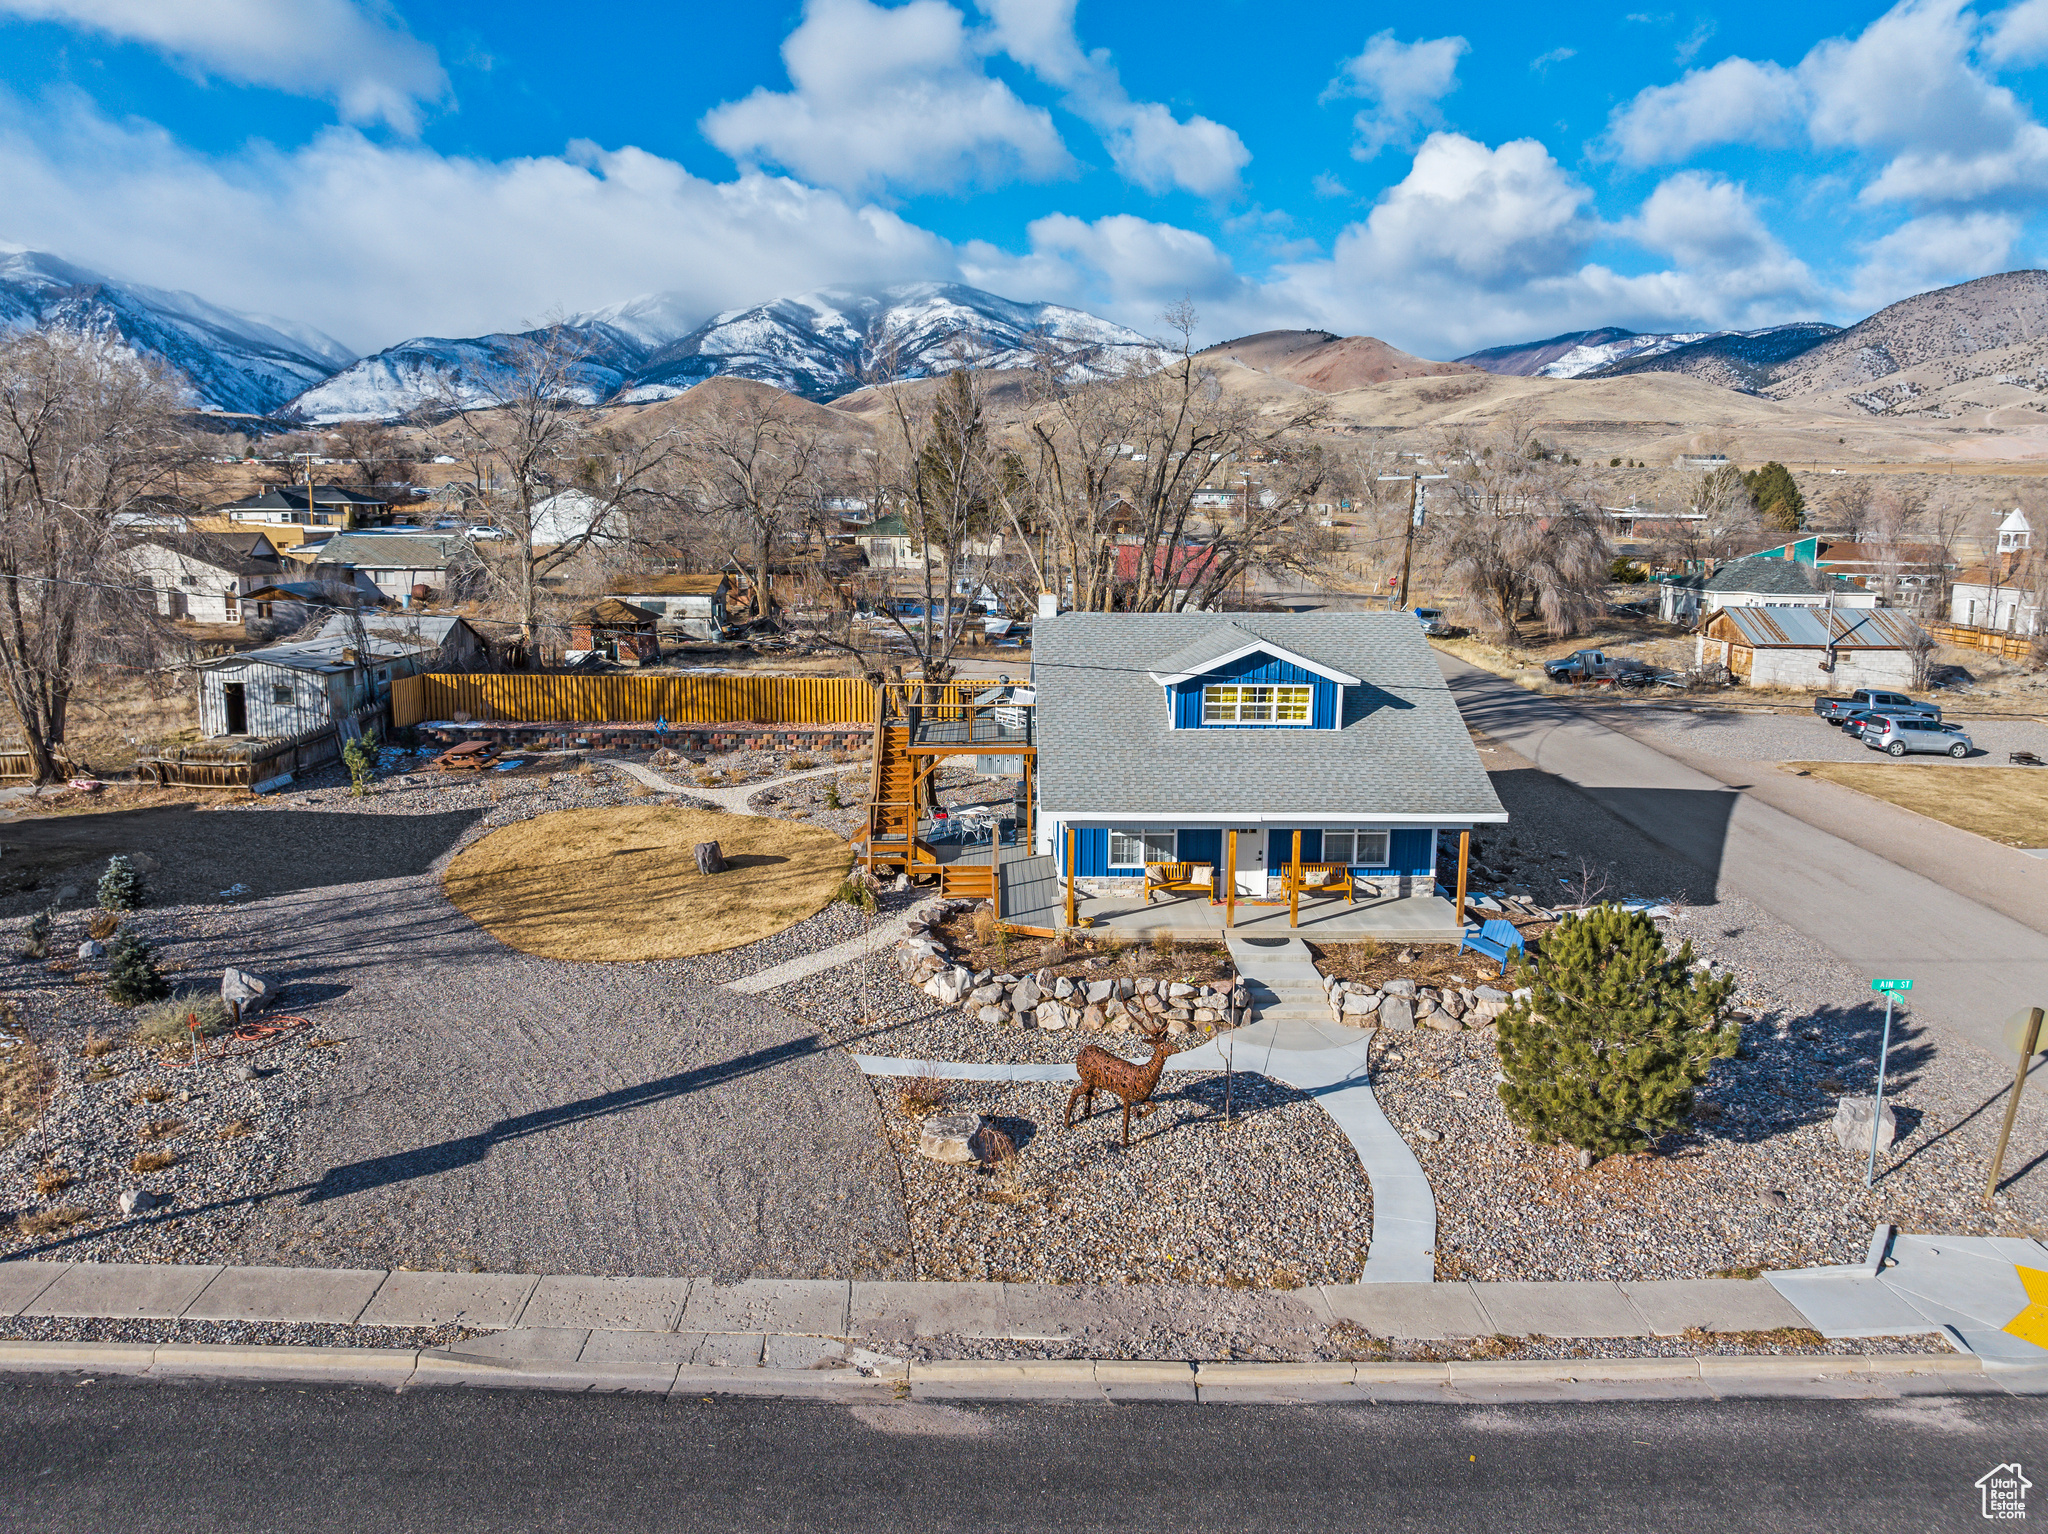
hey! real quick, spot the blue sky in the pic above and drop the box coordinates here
[3,0,2045,359]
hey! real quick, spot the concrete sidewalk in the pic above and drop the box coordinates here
[0,1260,1829,1342]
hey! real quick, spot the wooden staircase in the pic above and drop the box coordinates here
[864,722,939,878]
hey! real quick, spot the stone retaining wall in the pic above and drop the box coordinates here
[893,903,1250,1035]
[1314,971,1528,1034]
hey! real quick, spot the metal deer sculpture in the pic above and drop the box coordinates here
[1065,1018,1174,1147]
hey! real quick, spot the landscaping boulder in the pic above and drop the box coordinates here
[1342,991,1381,1017]
[1010,978,1042,1013]
[1038,1004,1069,1032]
[1167,982,1195,999]
[1081,1005,1106,1031]
[1378,997,1416,1031]
[1053,976,1075,1001]
[1085,979,1115,1006]
[1014,1008,1036,1030]
[970,983,1005,1007]
[76,940,104,962]
[693,841,727,875]
[1831,1096,1897,1153]
[1383,978,1417,998]
[977,1005,1008,1027]
[917,1113,986,1165]
[118,1189,167,1215]
[220,967,273,1022]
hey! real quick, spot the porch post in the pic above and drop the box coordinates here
[1226,830,1236,930]
[1064,824,1077,931]
[1290,830,1301,929]
[1455,829,1471,930]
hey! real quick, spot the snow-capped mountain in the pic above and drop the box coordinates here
[1454,327,1715,378]
[0,246,354,415]
[287,282,1157,420]
[620,282,1157,403]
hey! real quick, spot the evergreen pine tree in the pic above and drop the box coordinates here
[97,854,144,911]
[1496,903,1740,1161]
[1743,461,1806,532]
[104,930,169,1006]
[342,730,378,797]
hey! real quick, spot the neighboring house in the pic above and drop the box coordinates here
[1948,554,2040,634]
[1697,605,1921,689]
[1031,613,1506,898]
[238,580,332,635]
[126,533,283,624]
[566,598,660,662]
[1748,533,1948,592]
[850,512,1001,572]
[196,612,486,737]
[281,532,484,604]
[209,483,386,532]
[1656,555,1875,625]
[608,574,731,639]
[529,489,625,548]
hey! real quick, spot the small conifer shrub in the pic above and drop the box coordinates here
[1496,903,1738,1162]
[342,731,378,797]
[104,931,170,1007]
[98,854,144,912]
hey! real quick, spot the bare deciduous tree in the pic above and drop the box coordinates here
[427,326,672,662]
[0,333,190,781]
[676,383,823,622]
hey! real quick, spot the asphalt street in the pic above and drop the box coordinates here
[1442,653,2048,1063]
[2,1375,2041,1533]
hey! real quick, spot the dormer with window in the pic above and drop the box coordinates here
[1148,625,1360,730]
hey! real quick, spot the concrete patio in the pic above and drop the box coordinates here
[1068,887,1465,942]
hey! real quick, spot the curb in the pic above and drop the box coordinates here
[0,1341,1999,1400]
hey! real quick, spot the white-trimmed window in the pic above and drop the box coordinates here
[1109,829,1176,868]
[1321,829,1390,867]
[1202,683,1312,724]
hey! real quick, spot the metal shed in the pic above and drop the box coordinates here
[1698,605,1920,689]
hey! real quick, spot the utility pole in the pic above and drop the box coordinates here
[1379,470,1449,610]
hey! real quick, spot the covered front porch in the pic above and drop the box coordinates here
[1069,886,1463,942]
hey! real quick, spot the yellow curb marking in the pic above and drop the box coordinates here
[2003,1266,2048,1351]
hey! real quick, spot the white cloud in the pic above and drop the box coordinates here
[1602,57,1804,164]
[1530,47,1577,72]
[0,0,447,132]
[1984,0,2048,62]
[1266,138,1827,357]
[699,0,1069,196]
[1605,0,2048,208]
[978,0,1249,196]
[0,88,955,351]
[1325,31,1468,160]
[1848,210,2023,307]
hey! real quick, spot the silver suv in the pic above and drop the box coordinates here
[1863,715,1971,758]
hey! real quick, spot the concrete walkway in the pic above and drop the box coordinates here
[729,900,937,993]
[610,758,849,813]
[1767,1230,2048,1365]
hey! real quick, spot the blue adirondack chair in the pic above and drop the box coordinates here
[1459,917,1526,975]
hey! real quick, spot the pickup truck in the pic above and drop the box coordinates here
[1815,689,1941,725]
[1544,649,1615,682]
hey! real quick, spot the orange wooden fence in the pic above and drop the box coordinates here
[1927,620,2035,663]
[389,673,879,727]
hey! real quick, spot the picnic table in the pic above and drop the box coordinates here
[429,740,501,772]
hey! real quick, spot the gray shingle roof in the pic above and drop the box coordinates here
[1669,555,1862,597]
[1032,612,1506,822]
[296,533,479,571]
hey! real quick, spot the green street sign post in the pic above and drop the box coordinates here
[1867,980,1912,1186]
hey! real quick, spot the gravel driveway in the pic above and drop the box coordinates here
[3,766,912,1281]
[1598,705,2048,766]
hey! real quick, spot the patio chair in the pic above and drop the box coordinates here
[1281,862,1357,905]
[1142,862,1214,903]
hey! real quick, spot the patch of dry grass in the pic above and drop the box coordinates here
[217,1117,254,1140]
[78,1031,120,1058]
[129,1148,178,1173]
[8,1205,89,1237]
[0,1022,52,1154]
[442,805,854,961]
[34,1167,72,1197]
[1785,760,2048,847]
[138,1118,184,1141]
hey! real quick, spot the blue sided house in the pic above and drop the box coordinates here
[1027,611,1506,936]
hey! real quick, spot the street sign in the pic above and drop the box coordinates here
[1871,978,1913,992]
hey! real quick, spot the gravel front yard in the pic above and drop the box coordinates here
[1400,731,2048,1281]
[0,756,912,1280]
[877,1073,1370,1287]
